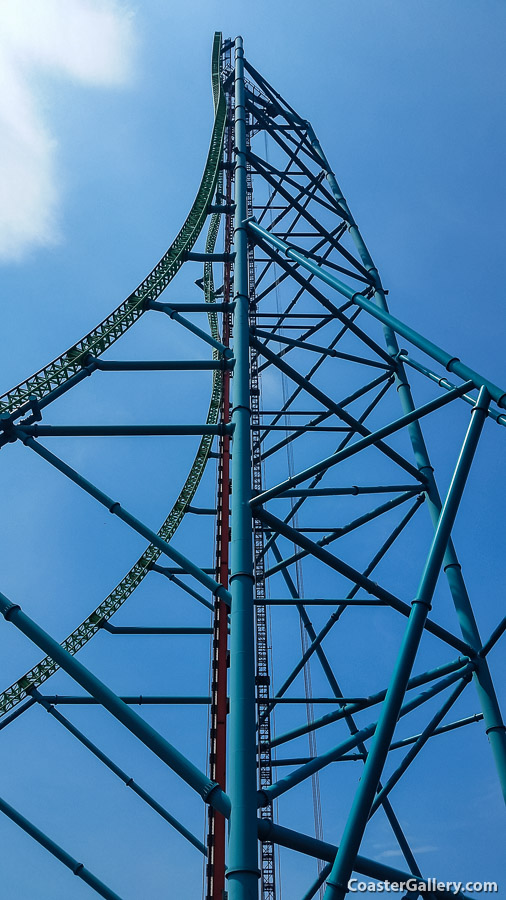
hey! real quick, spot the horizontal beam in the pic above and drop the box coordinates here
[254,598,385,606]
[147,301,232,357]
[40,696,212,705]
[268,655,470,749]
[257,820,472,899]
[276,484,418,498]
[246,218,506,410]
[33,691,206,855]
[17,434,231,605]
[102,624,214,634]
[0,591,230,815]
[92,358,233,371]
[251,380,472,506]
[0,795,123,900]
[20,424,232,437]
[255,507,473,656]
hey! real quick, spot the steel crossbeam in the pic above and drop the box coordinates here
[0,30,503,900]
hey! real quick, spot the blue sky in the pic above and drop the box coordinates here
[0,2,505,898]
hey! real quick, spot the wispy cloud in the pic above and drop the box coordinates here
[377,845,438,859]
[0,0,134,262]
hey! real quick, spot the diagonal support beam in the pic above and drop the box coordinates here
[246,220,506,410]
[32,690,207,854]
[255,507,473,656]
[323,387,490,900]
[0,794,124,900]
[0,590,230,817]
[250,334,421,481]
[251,379,473,505]
[16,433,231,605]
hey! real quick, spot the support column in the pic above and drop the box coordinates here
[296,130,506,799]
[324,387,491,900]
[226,35,259,900]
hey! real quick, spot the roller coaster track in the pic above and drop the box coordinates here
[0,33,226,718]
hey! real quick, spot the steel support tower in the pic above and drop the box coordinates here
[0,33,504,900]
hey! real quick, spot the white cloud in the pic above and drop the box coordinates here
[377,845,438,859]
[0,0,134,262]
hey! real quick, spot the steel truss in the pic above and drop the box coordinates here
[0,31,504,900]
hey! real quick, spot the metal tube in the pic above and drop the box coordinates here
[246,220,506,409]
[226,34,259,900]
[268,656,470,750]
[255,507,473,656]
[323,387,490,899]
[147,300,233,357]
[250,334,422,481]
[301,864,333,900]
[262,666,470,802]
[257,819,472,899]
[0,794,124,900]
[18,434,231,605]
[369,675,471,815]
[21,424,231,437]
[251,379,472,506]
[0,590,230,817]
[94,358,233,371]
[33,691,206,854]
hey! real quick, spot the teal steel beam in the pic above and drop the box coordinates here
[250,335,422,481]
[17,434,231,605]
[246,220,506,410]
[251,379,473,506]
[32,690,206,855]
[0,696,36,730]
[226,34,259,900]
[150,565,217,612]
[257,819,472,899]
[19,424,232,437]
[481,617,506,658]
[253,327,389,370]
[147,300,233,358]
[399,352,506,427]
[264,489,419,578]
[272,713,484,766]
[102,623,213,635]
[256,599,385,606]
[39,696,211,705]
[255,507,473,656]
[92,358,234,371]
[0,794,123,900]
[268,656,470,750]
[277,484,417,497]
[389,712,484,750]
[262,666,471,803]
[301,864,333,900]
[0,589,230,817]
[369,675,472,816]
[323,387,491,899]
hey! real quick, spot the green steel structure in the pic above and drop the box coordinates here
[0,32,504,900]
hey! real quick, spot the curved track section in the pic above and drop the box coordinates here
[0,32,226,419]
[0,33,226,718]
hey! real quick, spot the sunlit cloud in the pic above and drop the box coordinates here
[0,0,134,262]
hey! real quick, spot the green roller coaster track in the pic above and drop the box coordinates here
[0,32,226,718]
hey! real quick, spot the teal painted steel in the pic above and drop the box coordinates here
[0,591,230,818]
[0,795,124,900]
[32,691,207,855]
[323,388,491,899]
[246,220,506,409]
[226,34,260,900]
